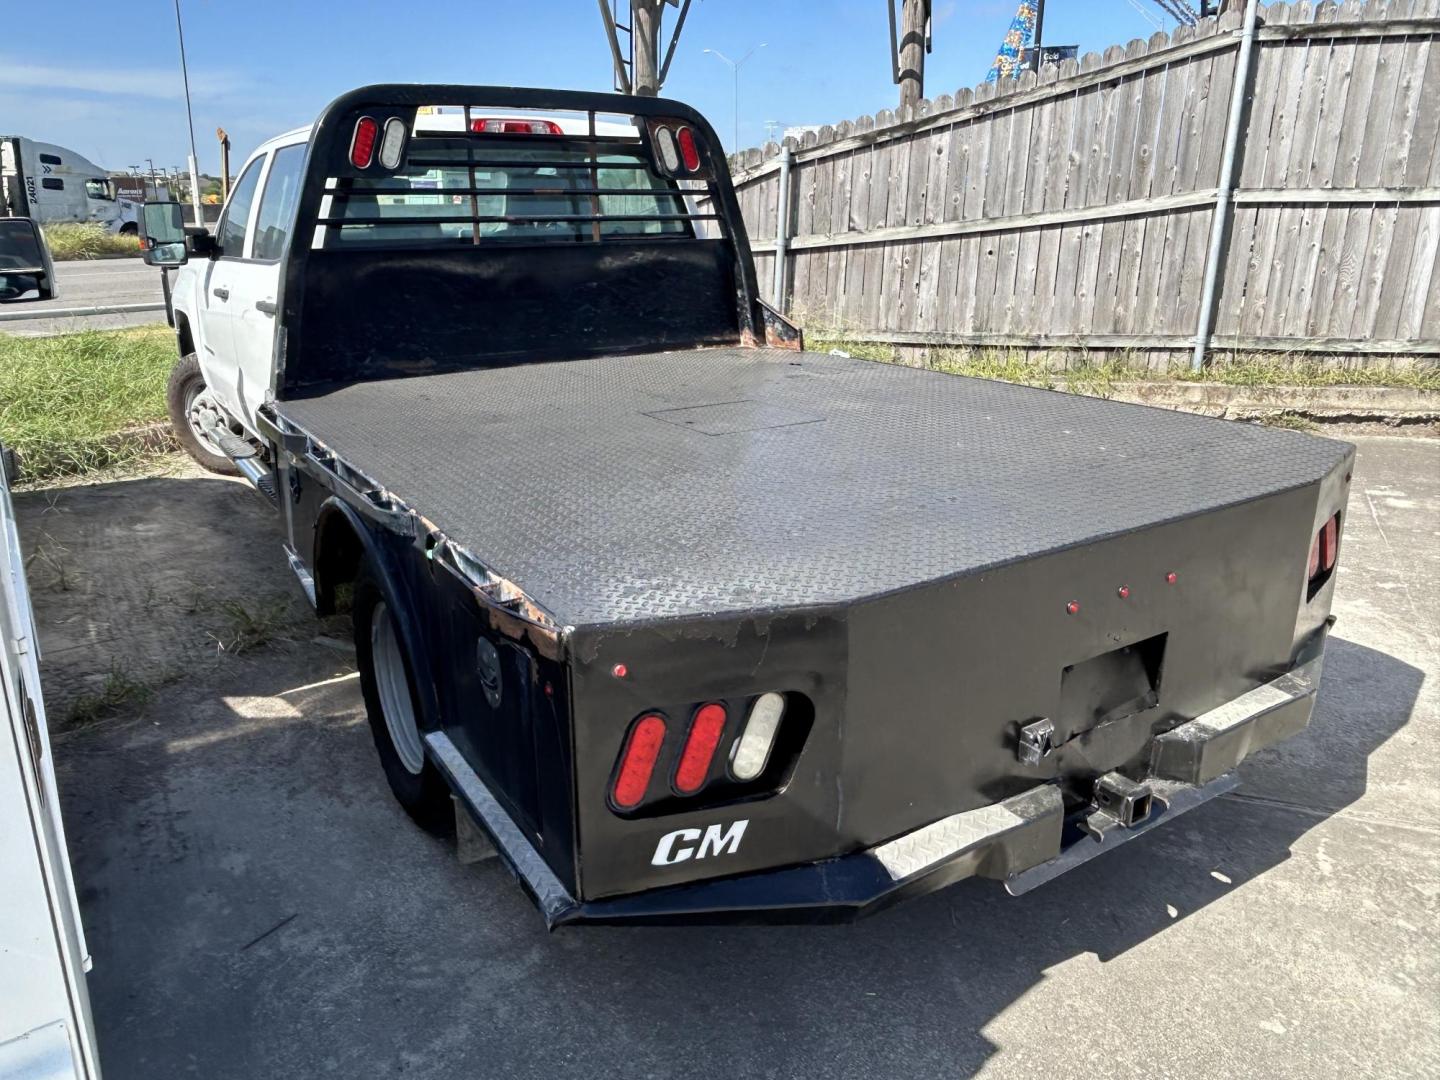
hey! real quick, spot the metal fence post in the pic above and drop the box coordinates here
[771,144,794,314]
[1191,0,1262,371]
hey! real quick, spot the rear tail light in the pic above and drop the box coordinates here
[676,126,702,171]
[612,713,667,809]
[649,121,710,178]
[654,126,681,173]
[611,691,804,815]
[378,117,408,168]
[471,118,564,135]
[674,703,727,794]
[1320,515,1339,572]
[350,116,379,168]
[1307,512,1341,594]
[731,692,784,781]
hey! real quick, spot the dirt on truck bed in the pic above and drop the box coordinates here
[275,347,1351,626]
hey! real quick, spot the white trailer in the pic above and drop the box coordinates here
[0,448,102,1080]
[1,136,139,234]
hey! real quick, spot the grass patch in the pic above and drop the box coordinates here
[213,596,305,655]
[66,664,155,726]
[809,335,1440,393]
[0,326,176,481]
[1258,412,1319,432]
[41,222,141,261]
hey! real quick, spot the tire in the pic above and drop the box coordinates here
[166,353,239,475]
[118,222,138,236]
[353,569,454,836]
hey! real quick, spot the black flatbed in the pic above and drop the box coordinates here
[275,347,1349,628]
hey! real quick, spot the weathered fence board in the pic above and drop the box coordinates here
[725,1,1440,365]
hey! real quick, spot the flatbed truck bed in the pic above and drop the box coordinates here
[141,83,1354,925]
[275,345,1348,628]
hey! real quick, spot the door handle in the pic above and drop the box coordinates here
[255,299,277,316]
[212,287,230,301]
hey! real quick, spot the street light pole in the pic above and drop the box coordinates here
[172,0,203,225]
[702,43,766,152]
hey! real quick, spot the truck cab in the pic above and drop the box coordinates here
[1,136,137,232]
[162,110,683,461]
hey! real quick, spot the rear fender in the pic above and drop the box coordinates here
[312,495,442,731]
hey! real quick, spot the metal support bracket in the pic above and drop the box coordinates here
[1017,717,1056,765]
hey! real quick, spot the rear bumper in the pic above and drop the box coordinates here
[439,631,1326,927]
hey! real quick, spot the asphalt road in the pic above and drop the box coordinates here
[0,258,166,336]
[17,434,1439,1080]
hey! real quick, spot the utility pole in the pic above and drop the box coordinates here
[216,127,231,201]
[896,0,930,110]
[598,0,693,96]
[632,0,663,95]
[1030,0,1047,71]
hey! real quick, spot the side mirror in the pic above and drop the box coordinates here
[140,201,188,267]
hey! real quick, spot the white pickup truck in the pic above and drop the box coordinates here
[157,109,656,474]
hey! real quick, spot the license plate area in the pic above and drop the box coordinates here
[1056,632,1167,743]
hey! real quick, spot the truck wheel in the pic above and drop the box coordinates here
[166,354,239,475]
[353,572,453,836]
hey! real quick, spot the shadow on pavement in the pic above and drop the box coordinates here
[28,472,1424,1079]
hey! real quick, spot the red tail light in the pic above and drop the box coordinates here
[674,703,727,794]
[471,118,564,135]
[350,116,379,168]
[1320,515,1339,572]
[612,714,667,809]
[676,126,702,171]
[1307,513,1341,591]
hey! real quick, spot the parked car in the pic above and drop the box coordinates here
[140,84,1353,926]
[0,216,58,302]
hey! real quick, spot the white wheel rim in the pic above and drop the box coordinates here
[372,600,425,775]
[185,384,228,458]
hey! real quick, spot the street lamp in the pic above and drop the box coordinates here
[172,0,203,224]
[702,43,766,152]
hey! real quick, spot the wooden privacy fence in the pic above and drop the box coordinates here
[724,0,1440,366]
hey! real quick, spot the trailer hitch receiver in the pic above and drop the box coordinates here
[1088,772,1154,832]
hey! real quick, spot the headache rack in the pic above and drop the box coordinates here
[275,84,768,396]
[316,104,720,245]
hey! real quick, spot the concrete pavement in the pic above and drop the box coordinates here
[0,259,166,336]
[17,434,1439,1080]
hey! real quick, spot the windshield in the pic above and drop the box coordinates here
[319,131,700,247]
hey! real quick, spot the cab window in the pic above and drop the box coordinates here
[328,141,690,246]
[84,179,114,200]
[215,156,265,258]
[253,145,305,262]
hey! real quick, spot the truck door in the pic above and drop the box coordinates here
[198,155,266,423]
[0,449,103,1080]
[229,143,304,429]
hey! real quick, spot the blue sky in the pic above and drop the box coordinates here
[3,1,1182,175]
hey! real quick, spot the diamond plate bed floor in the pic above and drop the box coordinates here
[273,347,1350,627]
